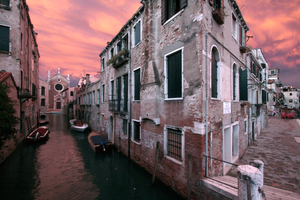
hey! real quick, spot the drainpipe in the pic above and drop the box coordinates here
[128,23,132,159]
[205,32,208,177]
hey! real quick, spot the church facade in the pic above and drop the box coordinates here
[39,68,70,113]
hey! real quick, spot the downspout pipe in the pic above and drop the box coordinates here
[205,32,208,177]
[128,22,132,160]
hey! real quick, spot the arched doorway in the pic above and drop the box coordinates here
[109,116,113,141]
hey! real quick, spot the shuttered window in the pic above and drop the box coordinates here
[166,50,182,98]
[133,121,141,142]
[239,68,248,101]
[262,90,266,104]
[0,0,9,7]
[123,74,128,112]
[161,0,188,24]
[133,21,141,45]
[211,48,218,98]
[134,69,140,100]
[0,25,9,52]
[117,77,121,111]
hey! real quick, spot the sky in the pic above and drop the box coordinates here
[26,0,300,88]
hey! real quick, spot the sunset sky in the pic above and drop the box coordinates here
[26,0,300,87]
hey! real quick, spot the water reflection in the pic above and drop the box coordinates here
[0,114,183,200]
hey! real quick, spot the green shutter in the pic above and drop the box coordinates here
[0,26,9,52]
[134,69,140,100]
[161,0,166,24]
[123,74,128,112]
[239,68,248,101]
[167,50,182,98]
[134,21,141,45]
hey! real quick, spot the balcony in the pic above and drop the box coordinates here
[109,99,128,113]
[106,49,129,68]
[212,9,224,25]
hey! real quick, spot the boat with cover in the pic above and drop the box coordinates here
[69,119,89,132]
[88,132,113,153]
[26,126,50,142]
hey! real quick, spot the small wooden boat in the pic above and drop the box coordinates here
[40,111,46,118]
[70,119,88,132]
[88,132,113,153]
[39,119,49,125]
[26,127,50,142]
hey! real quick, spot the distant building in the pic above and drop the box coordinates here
[0,0,40,138]
[267,68,281,112]
[282,86,299,109]
[38,68,70,113]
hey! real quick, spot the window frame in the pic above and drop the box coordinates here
[164,47,184,100]
[211,46,221,99]
[164,125,185,165]
[132,19,142,47]
[102,84,105,103]
[133,67,141,101]
[232,13,237,40]
[101,57,105,71]
[0,25,10,53]
[132,119,141,144]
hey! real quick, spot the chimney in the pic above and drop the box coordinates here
[86,74,90,85]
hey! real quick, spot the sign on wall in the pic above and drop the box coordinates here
[223,102,231,114]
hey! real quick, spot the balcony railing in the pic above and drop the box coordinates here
[109,99,128,113]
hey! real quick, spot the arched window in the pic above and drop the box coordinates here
[41,86,45,96]
[41,98,45,106]
[211,47,220,98]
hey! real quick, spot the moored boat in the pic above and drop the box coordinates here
[88,132,113,153]
[26,126,50,142]
[69,119,89,132]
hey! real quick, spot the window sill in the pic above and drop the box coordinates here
[132,41,142,49]
[163,9,185,26]
[211,97,221,101]
[164,97,183,101]
[165,156,183,166]
[133,100,140,102]
[132,140,141,145]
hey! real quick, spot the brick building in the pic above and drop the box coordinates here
[96,0,267,198]
[0,0,39,138]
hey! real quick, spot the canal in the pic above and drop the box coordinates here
[0,114,184,200]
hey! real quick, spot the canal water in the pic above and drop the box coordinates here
[0,114,183,200]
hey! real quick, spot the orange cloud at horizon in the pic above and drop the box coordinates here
[27,0,300,87]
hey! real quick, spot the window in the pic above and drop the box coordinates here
[101,58,105,71]
[123,34,128,50]
[55,84,63,91]
[123,119,128,136]
[70,91,73,96]
[133,68,140,100]
[102,84,105,103]
[211,47,220,98]
[93,91,95,105]
[110,48,114,58]
[239,25,244,45]
[290,93,292,96]
[239,68,248,101]
[210,0,221,9]
[232,13,237,39]
[289,99,293,103]
[116,77,121,111]
[133,20,141,46]
[0,0,10,7]
[271,70,274,75]
[165,49,182,99]
[117,41,122,53]
[165,127,183,162]
[97,89,100,104]
[244,120,247,134]
[161,0,187,24]
[0,25,9,52]
[110,80,114,100]
[132,120,141,143]
[233,64,238,100]
[41,98,45,106]
[123,74,128,112]
[41,86,45,96]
